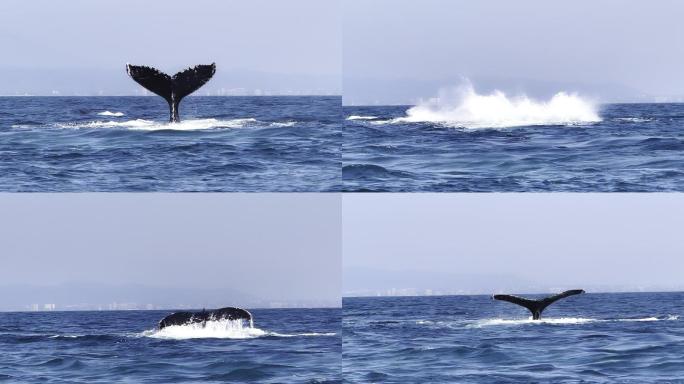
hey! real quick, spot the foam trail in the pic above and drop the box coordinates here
[346,115,378,121]
[470,318,596,328]
[97,111,125,117]
[615,117,652,123]
[53,118,293,131]
[268,332,338,338]
[269,121,296,127]
[388,83,601,129]
[467,316,677,328]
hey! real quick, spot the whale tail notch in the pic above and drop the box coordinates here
[492,289,585,320]
[126,63,216,122]
[158,306,252,329]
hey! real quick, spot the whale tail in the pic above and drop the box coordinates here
[158,306,252,329]
[492,289,585,320]
[126,63,216,122]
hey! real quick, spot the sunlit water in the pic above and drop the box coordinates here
[0,96,341,191]
[343,293,684,383]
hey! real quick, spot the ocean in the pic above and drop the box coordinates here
[0,308,341,383]
[343,102,684,192]
[0,96,341,192]
[343,293,684,383]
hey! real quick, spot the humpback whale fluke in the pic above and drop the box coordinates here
[492,289,585,320]
[158,306,252,329]
[126,63,216,123]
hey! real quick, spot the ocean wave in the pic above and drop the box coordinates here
[36,357,85,369]
[9,121,44,129]
[97,111,125,117]
[378,82,602,129]
[139,319,335,340]
[346,115,379,120]
[52,118,295,131]
[342,164,415,179]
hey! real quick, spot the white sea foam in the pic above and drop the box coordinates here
[269,332,337,338]
[616,317,659,322]
[466,315,677,328]
[470,318,597,328]
[346,115,378,120]
[53,118,293,131]
[615,117,653,123]
[140,319,335,340]
[614,315,679,322]
[381,83,601,129]
[97,111,125,117]
[49,334,83,339]
[268,121,297,127]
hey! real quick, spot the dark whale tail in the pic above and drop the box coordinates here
[126,63,216,123]
[492,289,585,320]
[158,306,252,329]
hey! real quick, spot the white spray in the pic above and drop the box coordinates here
[392,81,602,128]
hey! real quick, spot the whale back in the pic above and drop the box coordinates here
[158,306,252,329]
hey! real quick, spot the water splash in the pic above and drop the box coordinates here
[141,319,266,340]
[97,111,125,117]
[384,82,602,128]
[139,319,336,340]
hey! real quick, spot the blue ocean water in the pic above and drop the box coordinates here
[343,103,684,191]
[0,308,341,383]
[0,96,341,191]
[343,293,684,383]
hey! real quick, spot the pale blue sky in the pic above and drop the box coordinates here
[5,0,682,100]
[0,194,341,309]
[344,194,684,296]
[0,0,341,95]
[344,0,684,105]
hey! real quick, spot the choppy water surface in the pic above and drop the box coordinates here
[344,103,684,191]
[0,96,341,191]
[343,293,684,383]
[0,308,340,383]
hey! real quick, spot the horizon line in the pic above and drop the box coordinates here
[0,304,342,314]
[342,289,684,299]
[0,94,342,98]
[342,100,684,107]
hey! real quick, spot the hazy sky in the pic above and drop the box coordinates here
[0,0,340,95]
[343,0,684,105]
[343,194,684,296]
[0,194,341,309]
